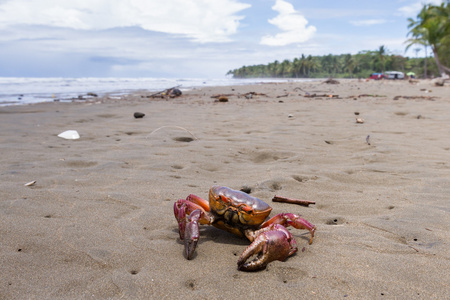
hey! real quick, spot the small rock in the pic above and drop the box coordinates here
[356,118,365,124]
[218,96,228,102]
[240,186,252,194]
[134,112,145,118]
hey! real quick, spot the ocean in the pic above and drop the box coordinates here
[0,77,314,106]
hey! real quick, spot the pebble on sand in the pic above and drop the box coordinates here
[134,112,145,118]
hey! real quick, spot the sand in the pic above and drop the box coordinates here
[0,79,449,299]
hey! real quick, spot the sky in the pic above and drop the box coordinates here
[0,0,446,78]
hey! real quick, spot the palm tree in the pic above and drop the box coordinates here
[406,2,450,76]
[343,54,357,77]
[308,56,320,76]
[279,59,291,77]
[292,58,300,77]
[406,24,430,77]
[377,45,386,73]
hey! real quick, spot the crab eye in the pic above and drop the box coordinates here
[240,205,253,212]
[217,195,228,203]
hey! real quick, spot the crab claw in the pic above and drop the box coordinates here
[173,201,187,240]
[184,210,201,259]
[174,197,213,260]
[238,225,297,271]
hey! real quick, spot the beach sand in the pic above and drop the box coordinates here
[1,79,449,299]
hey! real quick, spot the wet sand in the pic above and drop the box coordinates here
[1,79,449,298]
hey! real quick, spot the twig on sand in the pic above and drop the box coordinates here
[272,196,316,207]
[408,245,419,252]
[211,94,234,98]
[147,126,198,140]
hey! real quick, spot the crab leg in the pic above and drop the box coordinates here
[186,194,210,212]
[238,224,296,271]
[260,213,316,244]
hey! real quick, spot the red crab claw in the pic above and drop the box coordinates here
[174,196,212,260]
[174,197,209,240]
[173,200,188,240]
[238,224,297,271]
[184,209,201,260]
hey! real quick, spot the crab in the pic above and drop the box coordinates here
[174,186,316,271]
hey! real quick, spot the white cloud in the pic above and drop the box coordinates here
[350,19,388,26]
[397,0,444,17]
[0,0,251,43]
[260,0,316,46]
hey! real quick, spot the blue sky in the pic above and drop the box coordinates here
[0,0,445,78]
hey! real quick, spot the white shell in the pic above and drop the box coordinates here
[58,130,80,139]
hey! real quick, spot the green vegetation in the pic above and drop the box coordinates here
[227,51,439,79]
[228,2,449,79]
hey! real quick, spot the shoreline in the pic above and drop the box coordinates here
[1,79,449,298]
[0,77,325,107]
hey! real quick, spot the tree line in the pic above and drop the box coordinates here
[228,2,449,79]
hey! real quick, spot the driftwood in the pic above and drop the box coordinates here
[352,94,386,98]
[323,78,340,84]
[147,85,182,98]
[393,95,438,101]
[433,76,449,86]
[211,93,234,99]
[272,196,316,207]
[211,92,267,100]
[243,92,267,99]
[304,94,339,98]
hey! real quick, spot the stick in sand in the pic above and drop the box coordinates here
[272,196,316,207]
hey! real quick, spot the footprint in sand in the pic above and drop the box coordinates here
[249,150,296,164]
